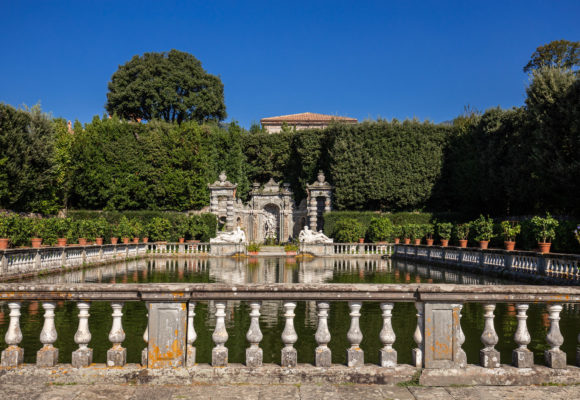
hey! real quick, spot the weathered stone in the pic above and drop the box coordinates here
[545,349,567,369]
[347,347,364,367]
[281,347,297,368]
[186,345,196,367]
[71,347,93,368]
[141,348,147,367]
[379,348,397,368]
[147,303,187,368]
[512,348,534,368]
[315,346,331,368]
[1,346,23,367]
[577,348,580,367]
[480,348,500,368]
[411,347,422,368]
[423,302,465,369]
[107,346,127,367]
[245,347,263,368]
[36,346,58,367]
[212,347,228,367]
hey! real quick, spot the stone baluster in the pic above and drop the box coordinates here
[186,302,197,367]
[107,302,126,366]
[314,301,331,367]
[512,303,533,367]
[246,301,263,367]
[141,310,149,367]
[281,301,298,367]
[37,302,58,367]
[480,304,499,368]
[545,304,566,368]
[72,302,93,368]
[457,304,467,367]
[411,302,424,368]
[347,301,364,367]
[1,302,23,367]
[379,302,397,367]
[212,301,228,367]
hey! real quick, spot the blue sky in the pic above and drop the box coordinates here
[1,0,579,128]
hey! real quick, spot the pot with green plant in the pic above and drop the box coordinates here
[402,224,411,244]
[94,217,108,245]
[284,243,299,255]
[367,217,393,244]
[501,220,521,251]
[54,218,72,246]
[0,214,12,249]
[110,223,120,244]
[409,224,424,245]
[424,224,434,246]
[392,225,402,244]
[173,216,189,243]
[30,218,45,248]
[334,218,366,243]
[76,219,97,246]
[436,222,452,247]
[471,215,494,249]
[118,216,133,244]
[530,213,559,253]
[132,219,143,243]
[247,242,261,255]
[148,217,172,243]
[455,223,470,248]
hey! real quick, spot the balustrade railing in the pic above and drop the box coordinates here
[1,283,579,370]
[303,243,393,257]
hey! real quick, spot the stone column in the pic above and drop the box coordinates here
[246,301,263,367]
[186,302,197,367]
[411,302,424,368]
[1,302,23,367]
[226,199,234,231]
[309,197,317,231]
[141,310,149,367]
[480,304,500,368]
[545,304,566,368]
[314,302,331,367]
[379,302,397,368]
[107,302,126,366]
[212,301,228,367]
[72,302,92,368]
[512,304,533,368]
[37,302,58,367]
[346,301,364,367]
[281,302,298,367]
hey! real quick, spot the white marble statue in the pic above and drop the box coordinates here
[210,226,247,244]
[298,226,333,244]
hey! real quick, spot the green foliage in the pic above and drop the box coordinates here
[0,214,10,237]
[147,217,172,242]
[284,243,299,252]
[323,211,378,238]
[367,217,393,242]
[423,224,434,239]
[523,40,580,72]
[470,215,495,241]
[333,218,365,243]
[106,50,226,124]
[117,216,133,238]
[455,223,470,240]
[407,224,424,240]
[500,221,521,241]
[436,222,453,240]
[392,225,403,239]
[530,213,559,243]
[247,242,261,252]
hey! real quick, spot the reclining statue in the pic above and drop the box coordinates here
[298,226,333,244]
[210,226,247,244]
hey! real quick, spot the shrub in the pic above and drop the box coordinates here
[173,216,190,240]
[334,218,365,243]
[470,215,494,241]
[530,213,559,243]
[132,219,144,238]
[118,216,133,238]
[367,217,393,242]
[0,215,10,237]
[423,224,434,239]
[247,242,261,252]
[408,224,424,240]
[284,243,298,252]
[392,225,403,239]
[500,221,521,242]
[94,217,108,238]
[455,223,470,240]
[436,222,453,240]
[147,217,172,242]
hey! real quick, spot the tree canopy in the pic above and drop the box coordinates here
[105,50,226,124]
[523,40,580,73]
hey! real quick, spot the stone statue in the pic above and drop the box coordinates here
[299,226,333,244]
[264,213,277,239]
[210,226,247,244]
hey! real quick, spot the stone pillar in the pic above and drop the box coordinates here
[512,304,533,368]
[107,302,126,366]
[281,302,298,367]
[1,302,23,367]
[346,301,364,367]
[186,302,197,367]
[309,197,317,231]
[37,302,58,367]
[545,304,566,368]
[411,302,424,368]
[422,302,466,369]
[379,302,397,368]
[315,302,331,367]
[226,199,234,231]
[147,303,187,368]
[141,310,149,367]
[480,304,500,368]
[72,302,92,368]
[246,301,263,367]
[212,301,228,367]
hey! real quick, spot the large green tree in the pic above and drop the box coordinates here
[106,50,226,124]
[523,40,580,73]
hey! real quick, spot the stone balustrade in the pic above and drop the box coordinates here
[301,243,393,257]
[394,244,580,284]
[1,283,579,374]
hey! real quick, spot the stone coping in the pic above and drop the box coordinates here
[395,244,580,260]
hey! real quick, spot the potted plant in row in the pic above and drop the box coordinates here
[54,218,72,246]
[410,224,424,245]
[402,224,411,244]
[424,224,434,246]
[501,220,521,251]
[392,225,402,244]
[367,217,392,244]
[132,219,144,243]
[471,215,494,249]
[436,222,452,247]
[0,215,11,249]
[118,217,133,244]
[530,213,559,253]
[94,217,108,245]
[284,243,299,256]
[334,218,365,243]
[247,242,261,255]
[30,219,44,248]
[456,223,470,248]
[147,217,171,243]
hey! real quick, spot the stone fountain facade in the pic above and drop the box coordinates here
[208,171,333,243]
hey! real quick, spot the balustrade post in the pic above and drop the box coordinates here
[107,302,126,366]
[512,303,533,368]
[72,302,93,368]
[141,310,148,367]
[457,304,467,367]
[545,304,566,368]
[315,301,331,367]
[379,302,397,367]
[37,302,58,367]
[212,301,228,367]
[186,302,197,367]
[480,304,500,368]
[411,302,424,368]
[1,302,23,367]
[346,301,364,367]
[281,301,298,367]
[246,301,263,367]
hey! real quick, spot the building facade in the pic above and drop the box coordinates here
[260,112,357,134]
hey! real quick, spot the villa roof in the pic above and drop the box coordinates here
[260,112,357,124]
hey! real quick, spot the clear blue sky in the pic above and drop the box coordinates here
[1,0,579,128]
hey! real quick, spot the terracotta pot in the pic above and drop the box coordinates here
[122,237,130,244]
[133,237,139,244]
[426,238,434,246]
[179,238,185,244]
[538,242,551,253]
[95,238,103,246]
[458,239,468,248]
[504,241,516,251]
[403,238,411,244]
[0,238,10,249]
[413,238,421,245]
[31,238,43,248]
[479,240,489,250]
[142,237,149,243]
[394,238,400,244]
[110,237,119,245]
[358,238,364,244]
[78,238,87,246]
[57,238,67,247]
[440,239,449,247]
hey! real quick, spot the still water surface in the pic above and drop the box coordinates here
[1,256,578,365]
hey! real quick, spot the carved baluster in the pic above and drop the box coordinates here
[212,301,228,367]
[37,302,58,367]
[480,304,499,368]
[347,301,364,367]
[314,301,331,367]
[281,301,298,367]
[107,302,126,366]
[545,304,566,368]
[411,302,424,368]
[1,302,23,367]
[186,301,197,367]
[457,304,467,367]
[379,302,397,367]
[141,309,149,367]
[72,302,93,368]
[246,301,263,367]
[512,303,533,367]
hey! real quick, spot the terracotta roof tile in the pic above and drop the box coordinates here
[261,112,357,124]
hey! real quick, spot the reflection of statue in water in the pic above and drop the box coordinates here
[299,226,333,244]
[210,226,247,244]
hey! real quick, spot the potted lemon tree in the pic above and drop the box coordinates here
[501,221,521,251]
[530,214,558,253]
[471,215,494,249]
[436,222,452,247]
